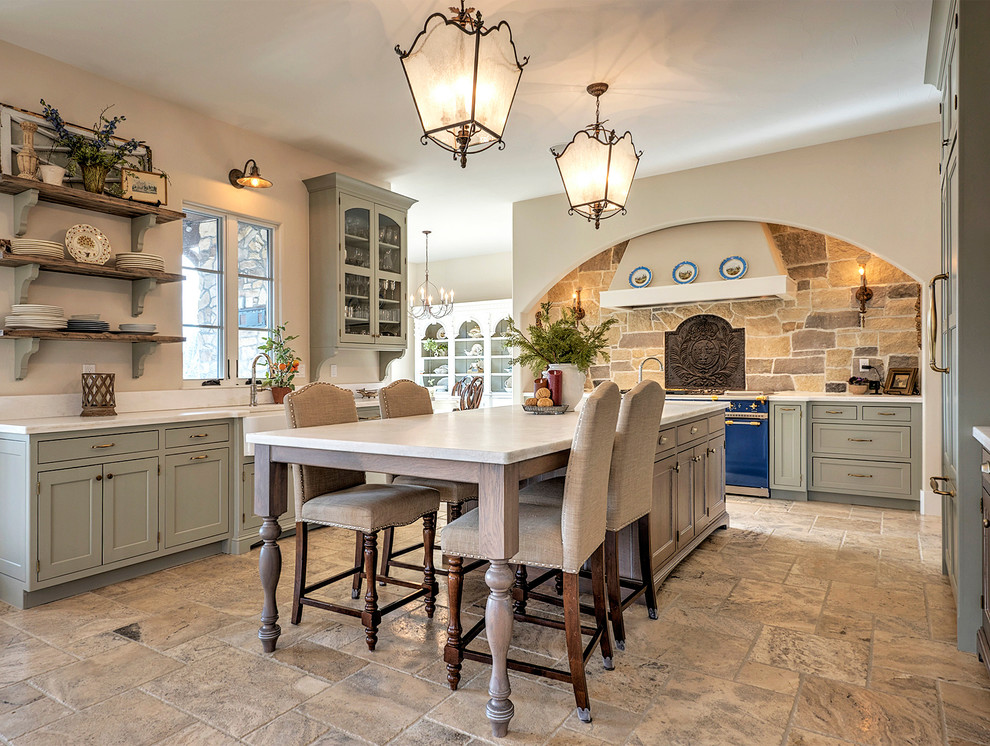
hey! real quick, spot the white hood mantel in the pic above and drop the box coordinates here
[599,221,796,309]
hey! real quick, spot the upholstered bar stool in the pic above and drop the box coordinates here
[283,382,440,650]
[374,379,481,583]
[517,379,665,649]
[442,382,622,723]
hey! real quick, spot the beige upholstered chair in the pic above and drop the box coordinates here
[283,382,441,650]
[442,382,622,723]
[375,379,480,581]
[518,379,665,648]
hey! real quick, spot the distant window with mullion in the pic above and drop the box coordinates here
[236,221,273,377]
[182,211,224,380]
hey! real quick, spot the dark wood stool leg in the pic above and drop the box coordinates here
[444,555,464,690]
[563,571,592,722]
[422,512,438,618]
[379,526,394,586]
[637,514,658,619]
[590,543,615,670]
[449,501,463,521]
[351,530,363,599]
[291,522,307,625]
[362,532,381,650]
[513,564,528,614]
[555,570,564,596]
[604,530,625,649]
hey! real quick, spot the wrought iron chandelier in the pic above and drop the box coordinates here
[395,2,528,168]
[550,83,642,229]
[409,230,453,320]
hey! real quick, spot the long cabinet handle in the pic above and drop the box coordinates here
[189,433,210,439]
[825,410,843,414]
[92,443,115,449]
[725,420,761,426]
[189,454,209,460]
[929,273,949,373]
[848,438,873,442]
[848,473,872,478]
[779,407,796,411]
[877,412,897,416]
[930,475,955,496]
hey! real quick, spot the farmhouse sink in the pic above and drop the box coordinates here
[242,410,288,457]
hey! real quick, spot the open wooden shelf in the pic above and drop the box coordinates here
[0,173,184,222]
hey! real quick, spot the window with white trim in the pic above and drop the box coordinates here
[181,207,276,382]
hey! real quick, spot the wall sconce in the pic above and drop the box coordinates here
[228,159,273,189]
[855,263,873,324]
[571,288,586,322]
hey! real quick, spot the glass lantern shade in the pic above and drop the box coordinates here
[397,11,527,167]
[553,129,640,229]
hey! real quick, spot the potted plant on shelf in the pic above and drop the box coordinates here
[505,300,617,407]
[258,323,300,404]
[848,376,869,395]
[422,338,447,357]
[39,99,142,193]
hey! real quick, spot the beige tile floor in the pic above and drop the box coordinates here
[2,497,989,745]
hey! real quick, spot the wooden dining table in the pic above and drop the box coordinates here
[247,405,581,738]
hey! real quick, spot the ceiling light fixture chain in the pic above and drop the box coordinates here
[409,230,454,320]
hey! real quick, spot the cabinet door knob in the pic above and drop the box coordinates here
[707,447,716,455]
[984,518,990,529]
[106,473,113,480]
[690,426,698,434]
[982,462,989,474]
[692,455,702,463]
[95,474,102,482]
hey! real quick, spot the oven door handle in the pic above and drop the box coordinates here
[725,420,762,426]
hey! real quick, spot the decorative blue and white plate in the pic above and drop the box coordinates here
[672,261,698,284]
[629,266,652,288]
[719,256,747,280]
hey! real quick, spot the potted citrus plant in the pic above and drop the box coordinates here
[258,323,300,404]
[504,300,617,407]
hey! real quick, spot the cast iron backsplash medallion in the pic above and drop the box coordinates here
[664,314,746,390]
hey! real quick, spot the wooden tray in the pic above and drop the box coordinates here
[521,404,570,415]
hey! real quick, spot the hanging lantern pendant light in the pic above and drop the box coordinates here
[551,83,642,229]
[409,230,454,320]
[395,1,528,168]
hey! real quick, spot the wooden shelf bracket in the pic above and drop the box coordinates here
[13,337,39,380]
[131,278,158,317]
[132,341,157,378]
[12,188,38,237]
[13,262,39,304]
[130,214,157,253]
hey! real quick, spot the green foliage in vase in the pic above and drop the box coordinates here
[422,338,448,357]
[505,300,617,376]
[257,323,300,389]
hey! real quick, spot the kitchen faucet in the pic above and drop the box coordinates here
[250,353,273,407]
[638,356,664,383]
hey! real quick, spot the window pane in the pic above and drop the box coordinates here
[238,329,267,379]
[182,269,222,326]
[183,212,220,271]
[182,327,223,380]
[238,277,270,329]
[238,222,272,277]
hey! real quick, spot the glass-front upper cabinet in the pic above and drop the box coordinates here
[337,195,407,345]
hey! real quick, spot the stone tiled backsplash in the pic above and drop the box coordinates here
[540,224,922,393]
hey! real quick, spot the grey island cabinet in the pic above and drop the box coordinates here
[0,407,297,608]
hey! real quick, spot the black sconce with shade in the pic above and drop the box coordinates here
[228,159,272,189]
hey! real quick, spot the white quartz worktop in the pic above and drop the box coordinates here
[0,400,377,436]
[973,427,990,452]
[248,401,726,465]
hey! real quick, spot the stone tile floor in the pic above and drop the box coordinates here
[1,497,988,745]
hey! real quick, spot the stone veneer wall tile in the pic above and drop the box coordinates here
[536,227,922,394]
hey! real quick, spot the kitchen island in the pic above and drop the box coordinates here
[248,399,725,738]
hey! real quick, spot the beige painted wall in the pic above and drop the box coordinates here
[0,39,389,396]
[512,124,942,512]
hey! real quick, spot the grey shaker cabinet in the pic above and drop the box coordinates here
[164,447,229,548]
[101,456,159,564]
[771,403,806,492]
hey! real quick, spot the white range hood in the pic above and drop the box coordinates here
[599,221,795,309]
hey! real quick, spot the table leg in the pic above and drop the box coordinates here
[478,462,520,738]
[254,445,288,653]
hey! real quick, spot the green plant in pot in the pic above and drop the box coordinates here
[505,300,617,407]
[422,338,447,357]
[257,323,300,404]
[39,99,142,194]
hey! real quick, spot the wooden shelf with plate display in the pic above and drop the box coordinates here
[0,327,185,380]
[0,173,185,252]
[0,241,183,316]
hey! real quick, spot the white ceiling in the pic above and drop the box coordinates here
[0,0,937,262]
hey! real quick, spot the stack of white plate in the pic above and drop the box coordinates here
[118,323,157,335]
[115,253,165,272]
[9,239,65,259]
[5,304,67,329]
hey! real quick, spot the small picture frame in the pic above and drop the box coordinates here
[883,367,918,396]
[120,168,167,206]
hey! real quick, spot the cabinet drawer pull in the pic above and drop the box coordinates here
[92,443,115,449]
[825,410,843,414]
[726,420,761,426]
[658,436,669,445]
[189,433,210,439]
[847,438,873,442]
[848,473,872,478]
[692,455,702,462]
[189,454,209,460]
[930,476,955,496]
[780,407,796,411]
[982,462,990,474]
[673,463,680,473]
[707,447,716,455]
[690,426,698,434]
[877,412,896,416]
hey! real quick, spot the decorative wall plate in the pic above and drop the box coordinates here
[436,326,446,339]
[672,261,698,284]
[719,256,748,280]
[65,224,111,265]
[629,266,652,288]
